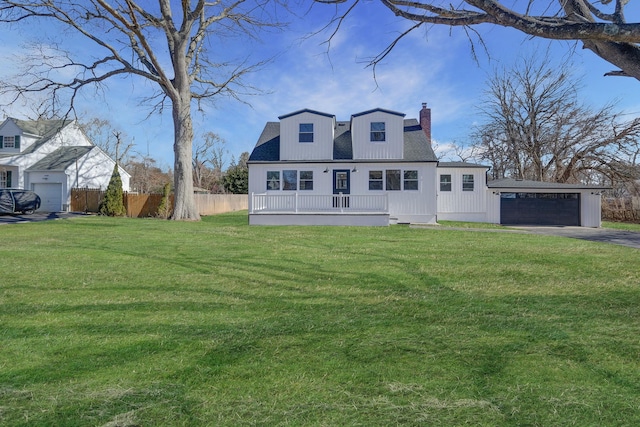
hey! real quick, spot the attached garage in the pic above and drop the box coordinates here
[500,192,580,226]
[487,179,608,228]
[32,182,63,212]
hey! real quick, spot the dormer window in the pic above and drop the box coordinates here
[370,122,385,142]
[0,135,19,149]
[299,123,314,143]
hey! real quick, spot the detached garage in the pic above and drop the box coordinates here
[487,179,608,228]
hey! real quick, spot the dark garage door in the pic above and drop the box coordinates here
[500,193,580,226]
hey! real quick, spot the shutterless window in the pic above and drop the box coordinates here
[266,171,280,190]
[299,123,314,143]
[440,174,452,191]
[370,122,386,142]
[463,174,474,191]
[369,170,383,190]
[283,170,297,190]
[386,169,401,191]
[299,171,313,190]
[404,170,418,190]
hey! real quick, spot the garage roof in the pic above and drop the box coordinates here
[487,178,610,190]
[27,146,93,171]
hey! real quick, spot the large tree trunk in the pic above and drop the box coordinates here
[169,28,200,221]
[171,97,200,221]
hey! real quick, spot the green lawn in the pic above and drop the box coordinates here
[603,221,640,232]
[1,212,639,426]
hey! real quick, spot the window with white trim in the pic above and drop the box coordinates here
[0,171,8,188]
[2,136,15,148]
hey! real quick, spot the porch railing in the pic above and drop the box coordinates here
[250,192,388,214]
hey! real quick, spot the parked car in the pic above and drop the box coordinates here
[0,189,41,215]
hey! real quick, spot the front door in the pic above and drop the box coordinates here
[333,169,350,208]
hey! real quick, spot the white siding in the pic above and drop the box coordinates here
[351,112,404,160]
[72,148,130,191]
[437,167,488,222]
[581,192,602,227]
[280,112,335,161]
[249,162,437,224]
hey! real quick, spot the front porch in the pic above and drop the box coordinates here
[249,193,390,226]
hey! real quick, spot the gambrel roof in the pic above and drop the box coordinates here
[249,118,437,163]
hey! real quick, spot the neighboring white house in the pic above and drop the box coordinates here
[0,118,130,212]
[248,105,607,227]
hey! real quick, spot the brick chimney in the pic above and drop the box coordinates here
[419,102,431,145]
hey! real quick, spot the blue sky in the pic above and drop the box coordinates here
[1,1,639,169]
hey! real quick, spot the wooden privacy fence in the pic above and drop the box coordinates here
[71,188,248,218]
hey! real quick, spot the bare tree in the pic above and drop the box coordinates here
[78,118,133,163]
[193,131,227,192]
[0,1,284,220]
[472,54,640,187]
[125,155,173,194]
[314,0,640,81]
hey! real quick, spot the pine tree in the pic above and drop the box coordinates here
[157,182,173,219]
[99,164,126,216]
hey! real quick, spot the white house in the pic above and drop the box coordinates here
[0,118,130,212]
[248,105,606,227]
[248,106,438,226]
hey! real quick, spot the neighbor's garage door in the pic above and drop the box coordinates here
[32,183,63,212]
[500,193,580,226]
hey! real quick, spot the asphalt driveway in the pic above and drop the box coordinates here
[516,226,640,250]
[0,212,87,225]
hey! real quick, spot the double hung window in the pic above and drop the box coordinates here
[404,170,418,190]
[2,136,15,148]
[463,174,474,191]
[299,171,313,190]
[299,123,314,143]
[440,175,452,192]
[370,122,386,142]
[368,171,383,190]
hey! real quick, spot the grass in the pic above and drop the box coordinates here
[603,221,640,231]
[1,211,639,426]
